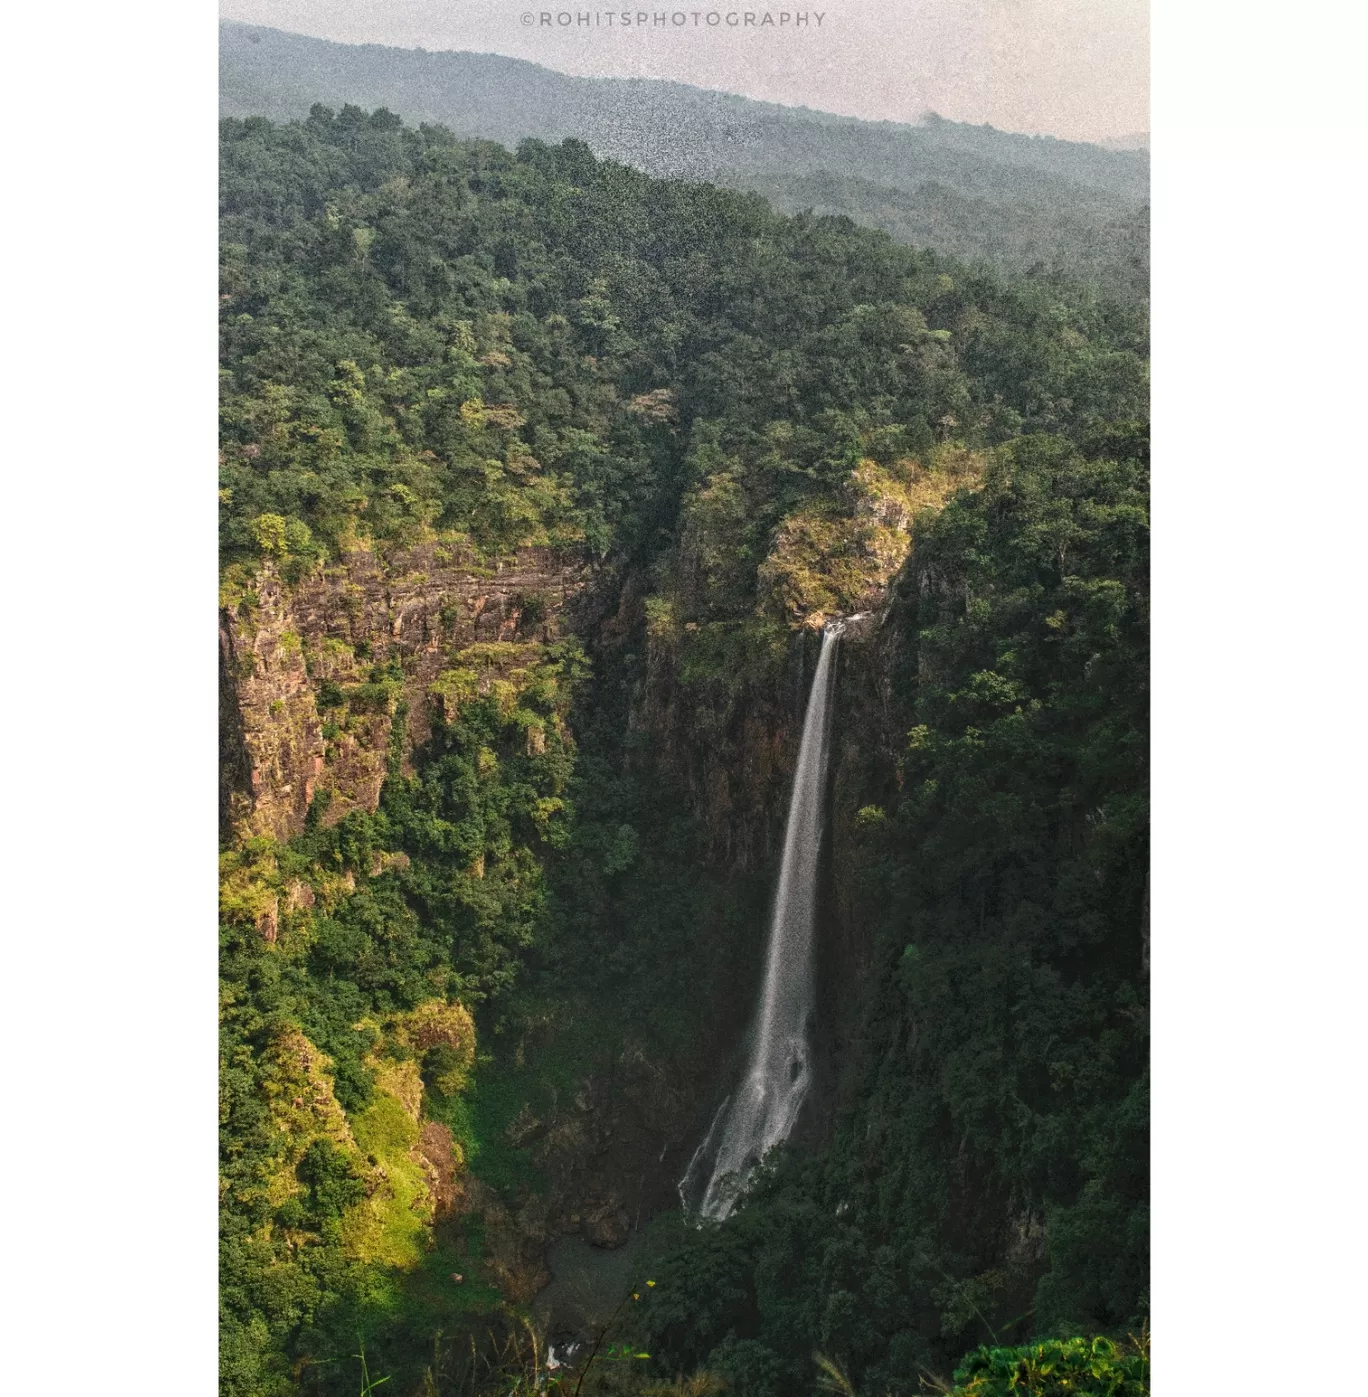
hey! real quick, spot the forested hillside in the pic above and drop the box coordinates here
[221,23,1149,299]
[220,106,1148,1397]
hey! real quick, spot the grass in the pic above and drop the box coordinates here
[344,1091,432,1269]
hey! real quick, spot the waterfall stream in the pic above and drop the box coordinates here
[680,619,847,1221]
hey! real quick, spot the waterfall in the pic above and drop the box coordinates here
[680,618,847,1222]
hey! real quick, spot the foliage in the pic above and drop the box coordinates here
[220,108,1148,1396]
[219,632,586,1393]
[635,433,1149,1396]
[221,106,1146,578]
[947,1333,1149,1397]
[221,21,1150,299]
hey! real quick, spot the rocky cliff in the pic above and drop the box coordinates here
[217,524,911,1313]
[220,541,592,844]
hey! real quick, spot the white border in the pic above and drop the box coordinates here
[1152,0,1368,1384]
[4,0,1366,1389]
[2,0,219,1388]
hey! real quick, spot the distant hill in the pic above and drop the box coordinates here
[221,21,1148,298]
[1100,132,1150,153]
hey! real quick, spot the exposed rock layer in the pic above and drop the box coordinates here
[218,536,899,1304]
[220,541,591,842]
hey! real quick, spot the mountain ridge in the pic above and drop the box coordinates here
[221,21,1149,296]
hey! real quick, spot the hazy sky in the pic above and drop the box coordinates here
[219,0,1149,144]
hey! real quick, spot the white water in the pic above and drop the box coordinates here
[681,619,847,1221]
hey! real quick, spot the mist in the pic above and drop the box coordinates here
[218,0,1148,143]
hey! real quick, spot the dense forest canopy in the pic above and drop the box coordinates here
[220,105,1148,1397]
[221,23,1150,300]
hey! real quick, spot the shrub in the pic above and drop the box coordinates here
[949,1335,1149,1397]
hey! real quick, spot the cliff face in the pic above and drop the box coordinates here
[220,541,592,844]
[823,613,904,1064]
[217,534,897,1302]
[635,626,808,875]
[630,450,983,874]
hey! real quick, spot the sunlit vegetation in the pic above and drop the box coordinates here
[220,107,1147,1396]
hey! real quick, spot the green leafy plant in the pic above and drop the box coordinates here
[947,1334,1148,1397]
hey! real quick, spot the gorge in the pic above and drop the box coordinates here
[218,106,1150,1397]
